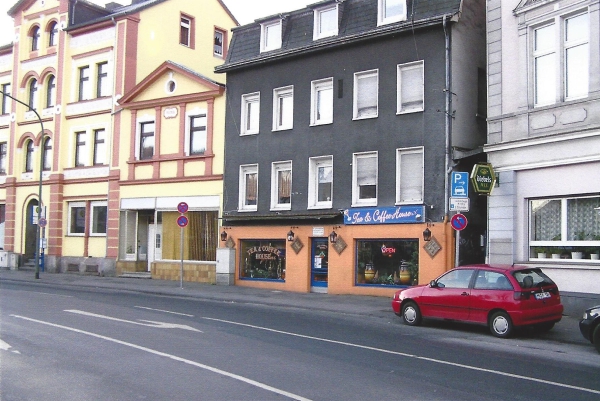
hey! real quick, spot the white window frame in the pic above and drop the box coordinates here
[241,92,260,135]
[352,152,378,207]
[377,0,407,26]
[533,23,556,107]
[396,147,424,204]
[397,61,424,114]
[353,69,379,119]
[68,201,86,236]
[308,156,333,209]
[239,164,258,212]
[272,86,294,131]
[261,20,282,52]
[310,78,333,126]
[271,161,292,211]
[90,200,107,236]
[313,5,338,40]
[564,12,589,101]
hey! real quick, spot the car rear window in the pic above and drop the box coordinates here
[512,269,555,289]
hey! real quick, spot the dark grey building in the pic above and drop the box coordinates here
[215,0,486,295]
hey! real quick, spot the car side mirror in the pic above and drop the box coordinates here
[429,280,437,288]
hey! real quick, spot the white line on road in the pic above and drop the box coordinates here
[64,309,202,332]
[9,314,312,401]
[0,339,11,351]
[134,306,194,317]
[201,316,600,396]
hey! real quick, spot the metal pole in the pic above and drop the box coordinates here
[180,226,184,289]
[0,90,44,279]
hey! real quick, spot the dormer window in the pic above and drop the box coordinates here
[261,20,282,52]
[314,5,338,40]
[378,0,407,26]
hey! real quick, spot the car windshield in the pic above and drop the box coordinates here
[512,269,555,289]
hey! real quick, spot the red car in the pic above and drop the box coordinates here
[391,264,564,338]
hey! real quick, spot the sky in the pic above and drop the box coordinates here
[0,0,314,46]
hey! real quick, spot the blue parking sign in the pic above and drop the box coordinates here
[451,172,469,198]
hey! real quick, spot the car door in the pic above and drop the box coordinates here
[418,269,475,321]
[469,270,514,324]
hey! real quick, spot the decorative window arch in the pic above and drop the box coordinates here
[29,25,40,51]
[47,21,58,47]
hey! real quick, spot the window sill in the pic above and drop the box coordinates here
[397,108,424,115]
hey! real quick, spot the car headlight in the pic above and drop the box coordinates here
[584,307,600,320]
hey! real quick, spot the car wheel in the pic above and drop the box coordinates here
[593,324,600,354]
[489,311,513,338]
[402,301,422,326]
[534,322,555,333]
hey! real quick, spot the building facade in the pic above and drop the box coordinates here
[0,0,237,279]
[216,0,487,296]
[485,0,600,295]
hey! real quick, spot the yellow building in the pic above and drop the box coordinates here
[0,0,237,278]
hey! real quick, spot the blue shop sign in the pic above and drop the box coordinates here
[343,206,425,225]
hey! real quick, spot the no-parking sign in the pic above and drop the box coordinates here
[450,213,468,231]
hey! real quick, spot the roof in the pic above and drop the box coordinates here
[215,0,462,73]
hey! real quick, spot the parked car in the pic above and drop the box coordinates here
[579,305,600,353]
[391,264,564,338]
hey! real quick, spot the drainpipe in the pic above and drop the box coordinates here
[443,15,451,220]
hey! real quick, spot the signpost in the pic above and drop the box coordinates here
[177,202,188,289]
[451,172,469,198]
[450,213,468,231]
[470,163,496,195]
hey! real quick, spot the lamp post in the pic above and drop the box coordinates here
[0,90,45,279]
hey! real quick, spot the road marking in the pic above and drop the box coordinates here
[64,309,202,332]
[10,314,312,401]
[134,306,194,317]
[31,291,73,298]
[201,316,600,396]
[0,339,11,350]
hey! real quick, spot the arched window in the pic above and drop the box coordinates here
[31,26,40,51]
[43,137,52,171]
[48,22,58,47]
[46,75,56,108]
[28,79,38,110]
[25,140,34,172]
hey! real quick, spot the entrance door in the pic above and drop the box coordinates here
[147,224,162,272]
[24,199,38,262]
[311,238,329,293]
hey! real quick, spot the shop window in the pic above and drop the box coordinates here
[356,240,418,286]
[241,92,260,135]
[159,211,218,261]
[271,161,292,210]
[240,239,286,280]
[354,69,378,119]
[352,152,377,206]
[397,61,424,114]
[68,202,86,235]
[273,86,293,131]
[530,196,600,260]
[239,164,258,211]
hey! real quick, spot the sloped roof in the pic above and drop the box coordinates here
[215,0,462,73]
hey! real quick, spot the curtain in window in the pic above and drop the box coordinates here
[278,169,291,203]
[188,211,218,261]
[357,155,377,199]
[401,66,423,110]
[357,74,377,117]
[245,172,257,205]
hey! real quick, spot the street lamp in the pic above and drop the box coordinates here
[0,90,45,279]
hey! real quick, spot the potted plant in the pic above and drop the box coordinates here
[533,247,548,259]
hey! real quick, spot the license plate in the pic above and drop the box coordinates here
[535,292,551,300]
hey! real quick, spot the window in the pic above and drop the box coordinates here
[354,70,378,119]
[75,132,86,167]
[397,61,424,113]
[0,142,6,175]
[241,92,260,135]
[42,137,52,171]
[139,122,155,160]
[239,164,258,211]
[261,20,282,52]
[240,239,286,280]
[48,22,58,47]
[28,79,38,110]
[271,161,292,210]
[564,13,589,100]
[90,201,107,235]
[530,196,600,260]
[78,66,91,101]
[180,16,192,47]
[356,240,418,286]
[189,114,207,155]
[378,0,407,26]
[310,78,333,125]
[314,5,338,40]
[273,86,293,131]
[31,26,40,51]
[396,147,424,204]
[533,24,555,106]
[25,140,34,172]
[1,83,10,115]
[308,156,333,209]
[97,62,110,98]
[46,75,56,108]
[436,269,476,289]
[353,152,377,206]
[214,29,225,57]
[68,202,86,235]
[93,129,106,165]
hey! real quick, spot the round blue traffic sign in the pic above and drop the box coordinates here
[177,202,189,214]
[450,213,468,231]
[177,215,188,228]
[38,217,47,228]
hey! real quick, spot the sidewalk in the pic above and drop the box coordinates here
[0,268,588,346]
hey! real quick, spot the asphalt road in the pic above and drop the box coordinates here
[1,279,599,401]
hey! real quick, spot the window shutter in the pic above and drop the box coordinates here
[357,74,377,117]
[400,152,423,201]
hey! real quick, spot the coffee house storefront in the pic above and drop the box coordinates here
[220,206,455,296]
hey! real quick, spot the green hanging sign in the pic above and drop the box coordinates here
[470,163,496,195]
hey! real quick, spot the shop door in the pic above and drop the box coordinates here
[311,238,329,293]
